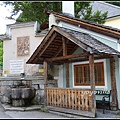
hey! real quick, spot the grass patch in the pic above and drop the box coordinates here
[116,113,120,116]
[39,106,49,113]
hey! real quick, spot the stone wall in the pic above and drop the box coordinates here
[0,75,58,106]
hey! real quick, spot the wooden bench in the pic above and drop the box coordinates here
[96,90,112,114]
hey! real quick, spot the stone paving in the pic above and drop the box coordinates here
[1,103,120,119]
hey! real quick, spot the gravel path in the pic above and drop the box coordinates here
[96,109,120,119]
[0,103,12,118]
[5,111,69,119]
[4,109,120,119]
[0,101,120,119]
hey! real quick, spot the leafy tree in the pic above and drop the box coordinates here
[1,1,108,24]
[75,2,108,24]
[106,1,120,7]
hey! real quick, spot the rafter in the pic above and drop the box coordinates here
[45,52,88,62]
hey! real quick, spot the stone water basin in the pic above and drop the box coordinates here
[11,87,36,107]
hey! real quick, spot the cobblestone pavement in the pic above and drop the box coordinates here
[0,103,12,118]
[1,102,120,119]
[4,108,120,119]
[95,109,120,119]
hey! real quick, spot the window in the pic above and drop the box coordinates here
[74,62,104,86]
[17,36,30,56]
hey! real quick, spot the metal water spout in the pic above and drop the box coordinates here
[20,73,25,80]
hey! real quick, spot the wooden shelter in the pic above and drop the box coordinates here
[27,25,120,117]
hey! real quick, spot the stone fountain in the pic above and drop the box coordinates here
[9,73,36,107]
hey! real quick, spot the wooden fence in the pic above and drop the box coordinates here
[46,87,92,112]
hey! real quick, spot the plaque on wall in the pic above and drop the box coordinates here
[10,60,24,74]
[17,36,30,56]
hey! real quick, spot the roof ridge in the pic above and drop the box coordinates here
[93,1,120,9]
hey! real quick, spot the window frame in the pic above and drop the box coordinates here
[74,62,104,86]
[72,59,107,89]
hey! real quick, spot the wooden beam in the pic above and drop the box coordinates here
[66,62,69,88]
[54,27,89,51]
[62,36,67,56]
[68,54,112,63]
[44,61,48,106]
[53,14,120,36]
[45,53,88,62]
[110,57,118,110]
[54,47,63,57]
[38,32,57,57]
[28,27,56,63]
[89,54,96,117]
[56,19,120,39]
[54,39,69,57]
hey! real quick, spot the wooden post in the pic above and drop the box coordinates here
[62,36,69,87]
[110,56,118,110]
[44,61,48,106]
[66,62,69,87]
[89,54,96,117]
[62,36,67,56]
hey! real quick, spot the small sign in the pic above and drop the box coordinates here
[10,60,24,74]
[39,69,44,73]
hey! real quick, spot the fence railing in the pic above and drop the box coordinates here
[46,87,92,111]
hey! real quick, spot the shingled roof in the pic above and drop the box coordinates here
[27,25,120,64]
[44,9,120,39]
[56,25,120,55]
[91,1,120,18]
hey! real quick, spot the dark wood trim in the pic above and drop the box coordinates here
[62,36,67,56]
[44,61,48,106]
[27,27,56,63]
[66,63,69,87]
[89,54,96,116]
[68,54,112,63]
[110,57,118,109]
[50,11,120,37]
[45,53,88,62]
[38,32,57,56]
[56,18,120,39]
[54,27,89,51]
[74,62,104,86]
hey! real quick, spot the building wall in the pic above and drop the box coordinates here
[60,21,119,51]
[50,14,120,108]
[3,24,44,76]
[105,17,120,29]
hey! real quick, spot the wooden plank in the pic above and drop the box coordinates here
[89,95,92,111]
[85,93,89,111]
[50,89,52,105]
[60,89,62,107]
[53,27,93,51]
[110,57,118,109]
[66,62,69,87]
[46,88,93,113]
[47,88,49,105]
[43,61,48,106]
[56,88,58,106]
[39,32,57,56]
[62,36,67,56]
[29,27,56,63]
[68,54,111,63]
[75,89,77,110]
[46,106,95,118]
[45,52,88,62]
[77,91,79,110]
[53,16,120,37]
[71,89,74,109]
[81,94,84,110]
[89,54,96,117]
